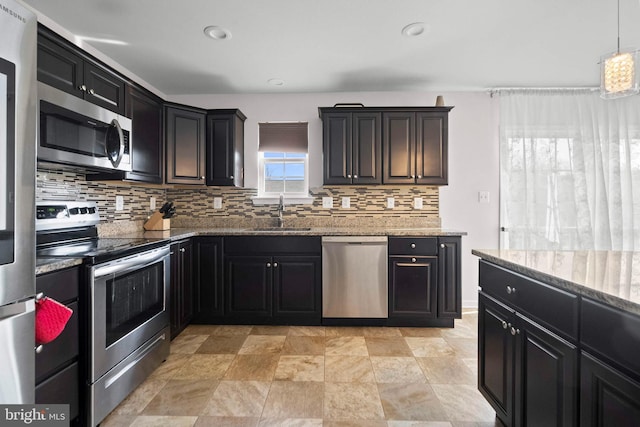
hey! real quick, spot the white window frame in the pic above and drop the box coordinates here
[252,152,313,205]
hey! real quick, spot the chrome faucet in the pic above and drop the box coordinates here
[277,194,285,228]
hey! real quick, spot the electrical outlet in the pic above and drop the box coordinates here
[213,197,223,209]
[387,197,395,209]
[115,195,124,211]
[322,197,333,209]
[150,197,156,211]
[341,197,351,209]
[478,191,490,204]
[414,197,423,209]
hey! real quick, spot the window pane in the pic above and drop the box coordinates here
[284,162,304,178]
[265,179,285,193]
[265,162,284,178]
[285,153,306,159]
[264,152,285,158]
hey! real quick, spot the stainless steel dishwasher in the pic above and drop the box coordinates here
[322,236,388,318]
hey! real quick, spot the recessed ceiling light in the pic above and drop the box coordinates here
[268,78,285,86]
[401,22,426,37]
[203,26,232,40]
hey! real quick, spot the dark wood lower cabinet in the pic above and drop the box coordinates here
[170,239,193,339]
[272,256,321,323]
[580,352,640,427]
[388,255,437,320]
[225,255,272,321]
[193,237,224,322]
[478,292,578,427]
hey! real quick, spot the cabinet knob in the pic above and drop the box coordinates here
[89,88,95,95]
[180,248,185,253]
[35,345,44,354]
[410,243,416,249]
[440,243,445,248]
[267,262,271,268]
[501,320,508,329]
[347,174,352,178]
[201,176,205,180]
[506,286,516,295]
[230,175,234,179]
[353,175,358,178]
[417,175,422,179]
[411,175,415,178]
[411,257,417,263]
[510,327,520,336]
[78,84,87,92]
[273,262,278,267]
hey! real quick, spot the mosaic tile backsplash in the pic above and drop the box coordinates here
[36,168,441,234]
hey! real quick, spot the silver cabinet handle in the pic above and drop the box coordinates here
[89,88,95,95]
[411,257,417,263]
[180,248,185,253]
[230,175,234,179]
[510,327,520,336]
[506,286,517,294]
[273,262,278,267]
[410,243,416,249]
[417,175,422,178]
[36,292,45,302]
[200,176,205,180]
[79,84,87,92]
[267,262,271,268]
[35,345,43,354]
[353,175,358,178]
[347,174,352,178]
[411,175,415,178]
[440,243,445,248]
[501,320,508,329]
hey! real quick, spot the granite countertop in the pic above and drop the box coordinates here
[473,249,640,316]
[36,257,84,276]
[135,227,468,241]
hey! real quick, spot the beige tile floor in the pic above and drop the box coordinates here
[101,310,504,427]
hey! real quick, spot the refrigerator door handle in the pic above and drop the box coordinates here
[0,299,35,321]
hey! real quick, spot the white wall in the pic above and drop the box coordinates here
[173,91,501,308]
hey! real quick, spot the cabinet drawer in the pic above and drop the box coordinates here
[225,236,321,255]
[388,237,437,255]
[36,267,79,303]
[36,361,79,422]
[581,298,640,380]
[479,260,579,341]
[36,300,79,382]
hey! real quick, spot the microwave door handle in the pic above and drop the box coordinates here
[105,119,124,168]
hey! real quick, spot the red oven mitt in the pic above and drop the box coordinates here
[35,297,73,345]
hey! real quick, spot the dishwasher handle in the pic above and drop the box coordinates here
[322,236,388,244]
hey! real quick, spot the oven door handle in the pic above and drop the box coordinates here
[92,246,169,279]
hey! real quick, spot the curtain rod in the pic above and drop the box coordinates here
[488,87,599,97]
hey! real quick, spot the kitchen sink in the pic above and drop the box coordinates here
[249,227,312,232]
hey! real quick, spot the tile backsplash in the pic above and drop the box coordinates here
[36,168,441,234]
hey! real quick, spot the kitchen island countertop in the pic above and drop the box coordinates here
[473,249,640,316]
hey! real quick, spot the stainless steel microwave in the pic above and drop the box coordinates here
[37,82,132,172]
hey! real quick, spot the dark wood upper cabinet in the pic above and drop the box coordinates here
[37,25,126,115]
[206,109,246,187]
[321,110,381,184]
[320,106,451,186]
[165,104,206,185]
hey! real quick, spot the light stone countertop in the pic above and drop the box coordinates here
[473,249,640,316]
[36,257,84,276]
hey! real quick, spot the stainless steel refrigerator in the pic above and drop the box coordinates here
[0,0,37,404]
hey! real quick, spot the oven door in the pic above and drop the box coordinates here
[89,245,169,382]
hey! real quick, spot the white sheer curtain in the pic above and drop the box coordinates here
[499,89,640,251]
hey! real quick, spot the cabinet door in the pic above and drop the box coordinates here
[581,352,640,427]
[166,106,206,184]
[125,86,163,183]
[478,292,514,427]
[323,112,352,184]
[37,33,84,98]
[169,242,181,339]
[514,313,578,427]
[225,256,272,320]
[437,237,461,319]
[35,362,80,423]
[272,256,321,324]
[352,112,381,184]
[194,237,224,321]
[83,62,126,114]
[179,240,194,328]
[206,111,245,186]
[382,112,416,184]
[389,256,437,319]
[416,112,448,185]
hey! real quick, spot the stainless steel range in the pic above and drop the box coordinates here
[36,200,170,427]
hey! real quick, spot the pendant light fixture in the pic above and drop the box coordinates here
[600,0,639,99]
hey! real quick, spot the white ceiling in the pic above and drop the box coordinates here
[22,0,640,95]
